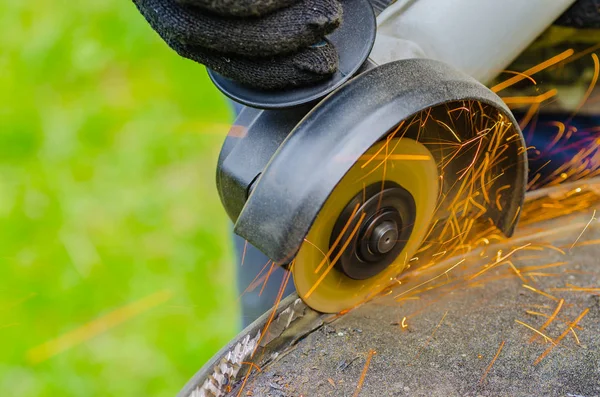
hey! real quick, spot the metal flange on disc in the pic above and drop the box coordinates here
[234,59,527,314]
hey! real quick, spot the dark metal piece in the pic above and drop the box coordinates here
[370,220,398,254]
[233,59,527,265]
[216,104,313,222]
[329,182,416,280]
[181,182,600,397]
[207,0,376,109]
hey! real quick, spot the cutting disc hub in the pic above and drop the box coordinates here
[330,183,416,280]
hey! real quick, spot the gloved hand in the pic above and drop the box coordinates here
[133,0,343,89]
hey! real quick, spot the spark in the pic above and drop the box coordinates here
[567,53,599,123]
[514,320,555,344]
[522,284,560,302]
[241,259,273,297]
[401,317,408,329]
[525,311,584,331]
[529,299,564,343]
[569,238,600,248]
[395,259,465,300]
[240,240,248,267]
[251,262,293,364]
[360,122,404,169]
[502,89,558,106]
[258,262,278,297]
[414,311,449,360]
[480,340,505,384]
[240,362,262,372]
[26,289,172,364]
[436,120,462,143]
[491,49,574,92]
[469,244,531,280]
[499,70,537,85]
[534,308,589,365]
[359,154,431,162]
[550,285,600,293]
[353,350,376,397]
[571,328,581,345]
[458,136,484,180]
[448,106,471,114]
[570,210,597,251]
[305,212,366,299]
[312,202,360,274]
[506,261,528,284]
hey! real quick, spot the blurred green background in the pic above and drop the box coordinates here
[0,0,238,395]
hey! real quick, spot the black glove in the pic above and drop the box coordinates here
[133,0,343,89]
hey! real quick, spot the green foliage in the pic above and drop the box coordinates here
[0,0,238,395]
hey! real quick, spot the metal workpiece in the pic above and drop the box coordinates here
[181,179,600,397]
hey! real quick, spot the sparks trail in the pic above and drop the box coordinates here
[480,340,505,384]
[237,265,294,397]
[522,284,560,302]
[304,212,366,299]
[529,299,564,343]
[502,89,558,107]
[353,350,376,397]
[570,210,597,251]
[414,311,448,360]
[534,308,589,366]
[468,244,532,281]
[491,49,574,93]
[515,320,555,344]
[551,284,600,294]
[240,259,273,299]
[26,290,172,364]
[567,53,599,124]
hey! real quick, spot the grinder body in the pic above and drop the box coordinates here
[213,0,576,312]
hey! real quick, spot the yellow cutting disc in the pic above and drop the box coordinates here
[293,138,439,313]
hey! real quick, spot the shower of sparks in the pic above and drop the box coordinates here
[530,299,564,343]
[533,308,589,366]
[233,45,600,395]
[26,289,172,364]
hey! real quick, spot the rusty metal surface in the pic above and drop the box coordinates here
[182,180,600,397]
